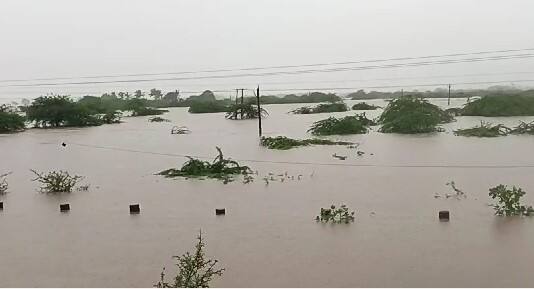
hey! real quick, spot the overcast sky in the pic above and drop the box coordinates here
[1,0,534,100]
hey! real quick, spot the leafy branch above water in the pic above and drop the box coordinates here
[316,204,355,224]
[489,184,534,216]
[30,169,84,193]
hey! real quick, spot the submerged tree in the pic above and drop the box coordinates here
[489,184,534,216]
[290,102,348,114]
[454,121,510,137]
[316,204,355,224]
[378,96,453,134]
[31,169,83,193]
[0,172,11,195]
[26,95,104,127]
[155,231,225,288]
[0,105,26,133]
[308,113,375,136]
[225,103,268,120]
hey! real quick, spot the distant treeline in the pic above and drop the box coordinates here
[347,86,534,100]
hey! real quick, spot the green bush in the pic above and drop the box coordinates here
[188,101,230,114]
[31,169,84,193]
[226,103,268,120]
[316,204,355,224]
[308,113,375,136]
[261,136,353,150]
[351,102,380,110]
[489,184,534,216]
[291,102,348,114]
[454,122,510,137]
[26,95,105,127]
[0,105,26,133]
[461,95,534,116]
[378,96,453,134]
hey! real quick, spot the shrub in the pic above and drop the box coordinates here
[509,121,534,135]
[454,122,510,137]
[290,102,348,114]
[31,169,83,193]
[0,105,26,133]
[461,94,534,116]
[171,126,191,134]
[158,147,252,183]
[351,102,380,110]
[149,116,171,122]
[308,113,375,136]
[100,111,122,124]
[226,103,268,120]
[0,172,11,195]
[316,204,355,224]
[260,136,353,150]
[489,184,534,216]
[26,95,104,127]
[188,101,230,114]
[155,231,224,288]
[378,96,453,134]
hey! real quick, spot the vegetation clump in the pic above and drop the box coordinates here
[351,102,380,110]
[454,122,510,137]
[509,121,534,135]
[158,147,252,183]
[461,94,534,116]
[31,169,83,193]
[489,184,534,216]
[378,96,453,134]
[171,126,191,134]
[316,204,355,224]
[225,103,268,120]
[308,113,375,136]
[0,105,26,133]
[260,136,353,150]
[155,231,224,288]
[149,116,171,122]
[0,172,11,195]
[290,102,348,114]
[188,101,230,114]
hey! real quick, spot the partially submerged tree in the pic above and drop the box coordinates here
[351,102,380,110]
[308,113,375,136]
[454,122,510,137]
[316,204,355,224]
[0,105,26,133]
[290,102,348,114]
[26,95,107,127]
[0,172,11,195]
[188,101,230,114]
[31,170,83,193]
[461,94,534,116]
[158,147,252,183]
[155,231,224,288]
[378,96,453,134]
[171,126,191,134]
[489,184,534,216]
[260,136,353,150]
[225,103,268,120]
[149,116,171,122]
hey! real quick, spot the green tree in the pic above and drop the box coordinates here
[26,95,102,127]
[150,88,163,100]
[0,105,26,133]
[134,90,144,98]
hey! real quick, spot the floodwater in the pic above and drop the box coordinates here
[1,98,534,287]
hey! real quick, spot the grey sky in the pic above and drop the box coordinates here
[1,0,534,100]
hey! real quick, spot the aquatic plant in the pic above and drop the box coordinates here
[378,96,453,134]
[461,94,534,116]
[260,136,353,150]
[308,113,375,136]
[149,116,171,122]
[158,147,252,183]
[351,102,380,110]
[171,126,191,134]
[454,122,510,137]
[30,169,83,193]
[225,103,268,120]
[290,102,348,114]
[188,101,230,114]
[0,105,26,133]
[0,172,11,195]
[489,184,534,216]
[316,204,355,224]
[155,231,224,288]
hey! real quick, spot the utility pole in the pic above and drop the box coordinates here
[401,89,404,97]
[234,89,239,119]
[256,86,262,138]
[240,88,244,119]
[447,84,451,106]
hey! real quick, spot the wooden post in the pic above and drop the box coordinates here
[240,89,244,119]
[234,89,239,119]
[447,84,451,106]
[256,86,262,137]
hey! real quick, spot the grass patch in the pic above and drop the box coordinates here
[261,136,353,150]
[352,102,380,110]
[291,102,348,114]
[378,96,453,134]
[158,147,252,183]
[308,113,375,136]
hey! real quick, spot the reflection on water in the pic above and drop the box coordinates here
[1,98,534,287]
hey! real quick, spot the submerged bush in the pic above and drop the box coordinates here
[188,101,230,114]
[454,122,510,137]
[31,169,83,193]
[489,184,534,216]
[461,94,534,116]
[0,105,26,133]
[155,231,224,288]
[225,103,268,120]
[291,102,348,114]
[171,126,191,134]
[158,147,252,183]
[260,136,353,150]
[308,113,375,136]
[351,102,380,110]
[149,116,171,122]
[316,204,355,224]
[378,96,453,134]
[509,121,534,135]
[0,172,11,195]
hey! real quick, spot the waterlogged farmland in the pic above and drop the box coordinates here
[1,98,534,287]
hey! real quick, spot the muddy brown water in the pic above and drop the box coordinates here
[1,98,534,287]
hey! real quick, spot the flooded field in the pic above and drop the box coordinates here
[1,98,534,287]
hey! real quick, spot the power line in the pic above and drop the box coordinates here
[63,142,534,169]
[0,48,534,87]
